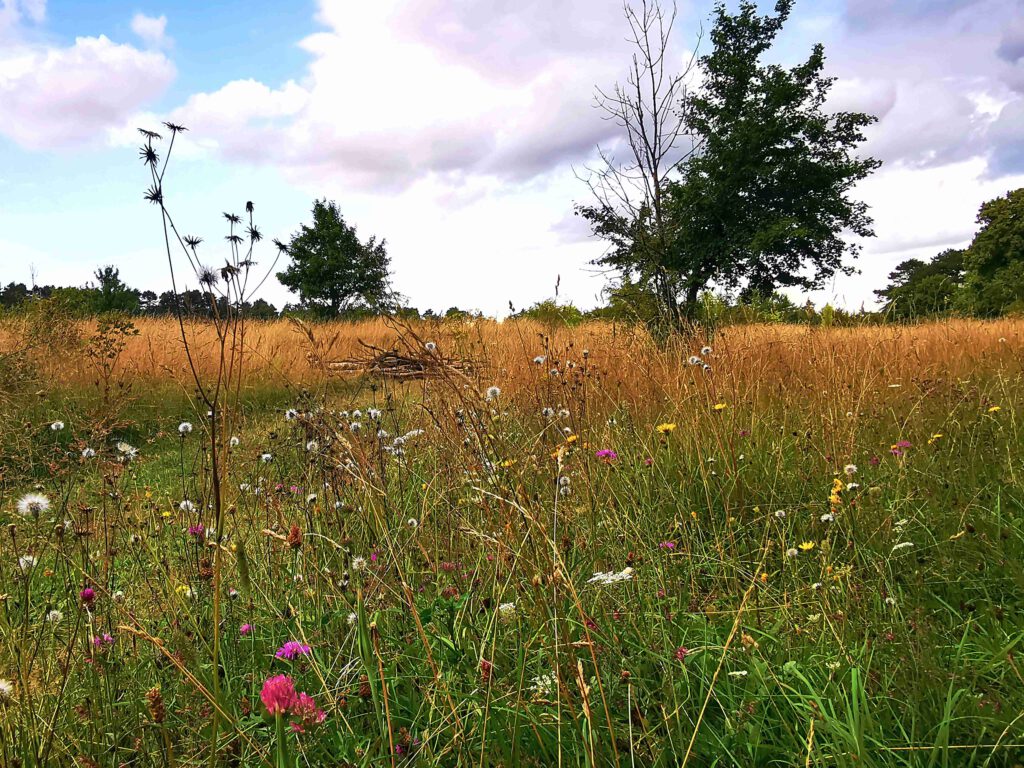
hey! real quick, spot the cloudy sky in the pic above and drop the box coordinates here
[1,0,1023,315]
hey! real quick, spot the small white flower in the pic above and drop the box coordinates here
[558,408,570,419]
[485,386,501,401]
[368,408,382,421]
[17,493,50,519]
[891,541,914,553]
[407,518,418,529]
[229,436,240,448]
[531,672,557,698]
[884,596,897,606]
[305,494,317,504]
[46,609,63,624]
[178,422,193,435]
[774,509,786,519]
[846,482,860,491]
[498,602,517,623]
[260,453,273,463]
[533,355,546,364]
[820,512,835,523]
[347,612,358,626]
[587,567,634,585]
[352,409,363,419]
[541,407,554,418]
[701,346,712,356]
[844,463,857,476]
[786,547,799,558]
[179,500,195,513]
[228,588,239,599]
[424,341,437,352]
[285,409,298,421]
[688,355,702,366]
[350,422,362,433]
[112,590,125,602]
[18,555,37,573]
[50,421,65,431]
[352,556,367,572]
[239,482,252,492]
[116,441,138,460]
[81,447,96,459]
[306,440,319,452]
[811,582,823,590]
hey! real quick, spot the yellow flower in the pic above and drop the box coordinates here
[565,434,579,444]
[713,403,727,411]
[656,422,677,435]
[500,458,517,468]
[161,510,172,519]
[988,405,1001,413]
[798,541,815,552]
[927,433,943,445]
[759,572,768,584]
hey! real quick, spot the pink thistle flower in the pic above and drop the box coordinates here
[595,449,618,462]
[275,641,311,660]
[240,623,253,636]
[260,674,297,715]
[80,587,95,605]
[675,646,690,661]
[658,541,676,550]
[188,524,205,538]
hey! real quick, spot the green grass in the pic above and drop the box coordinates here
[1,362,1022,767]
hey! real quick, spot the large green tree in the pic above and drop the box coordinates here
[956,188,1024,316]
[666,0,879,312]
[276,200,394,316]
[583,0,880,325]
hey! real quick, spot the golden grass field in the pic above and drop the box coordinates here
[17,315,1024,406]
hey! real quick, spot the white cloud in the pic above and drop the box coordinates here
[131,13,170,49]
[0,34,174,149]
[0,0,45,37]
[163,0,694,192]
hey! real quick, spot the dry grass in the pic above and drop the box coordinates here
[20,315,1024,405]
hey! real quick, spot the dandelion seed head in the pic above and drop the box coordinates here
[17,493,50,519]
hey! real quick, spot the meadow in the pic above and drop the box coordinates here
[0,312,1022,767]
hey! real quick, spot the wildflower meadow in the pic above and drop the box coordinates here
[0,311,1021,767]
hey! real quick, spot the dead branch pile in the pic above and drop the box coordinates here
[317,340,479,380]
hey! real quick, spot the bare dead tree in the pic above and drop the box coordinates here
[576,0,700,331]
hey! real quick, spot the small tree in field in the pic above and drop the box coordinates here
[276,199,394,316]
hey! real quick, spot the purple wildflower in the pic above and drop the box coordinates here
[275,641,312,660]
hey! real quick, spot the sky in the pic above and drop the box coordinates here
[1,0,1023,315]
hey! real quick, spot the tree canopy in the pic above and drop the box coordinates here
[582,0,880,325]
[276,200,394,316]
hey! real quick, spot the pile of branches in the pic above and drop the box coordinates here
[318,340,478,380]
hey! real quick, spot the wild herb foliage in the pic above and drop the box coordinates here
[0,320,1022,766]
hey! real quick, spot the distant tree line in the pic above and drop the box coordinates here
[0,267,280,319]
[875,188,1024,319]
